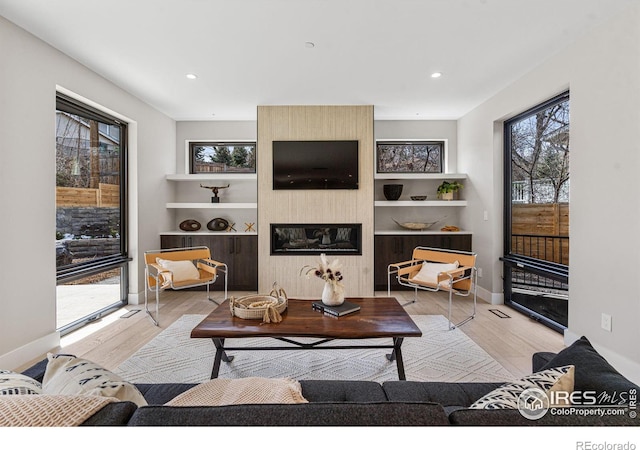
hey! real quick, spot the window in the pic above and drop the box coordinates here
[189,141,256,174]
[55,93,129,334]
[376,141,444,174]
[502,91,570,331]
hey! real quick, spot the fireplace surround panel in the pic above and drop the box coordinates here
[271,224,362,255]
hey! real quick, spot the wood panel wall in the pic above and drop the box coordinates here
[257,105,374,297]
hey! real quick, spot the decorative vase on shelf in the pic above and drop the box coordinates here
[383,184,403,201]
[321,282,345,306]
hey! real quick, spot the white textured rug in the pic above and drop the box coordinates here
[115,314,514,384]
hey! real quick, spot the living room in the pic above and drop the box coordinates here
[0,0,638,437]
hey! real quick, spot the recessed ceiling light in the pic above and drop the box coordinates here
[305,41,315,49]
[431,72,442,78]
[186,73,198,80]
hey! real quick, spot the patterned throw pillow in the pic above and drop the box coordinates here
[470,365,574,409]
[0,370,42,395]
[42,354,147,406]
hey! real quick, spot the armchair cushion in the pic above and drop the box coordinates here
[156,258,200,283]
[412,261,459,285]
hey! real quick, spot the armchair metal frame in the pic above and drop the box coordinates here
[388,246,477,330]
[143,246,227,326]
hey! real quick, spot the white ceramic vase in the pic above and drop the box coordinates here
[321,282,345,306]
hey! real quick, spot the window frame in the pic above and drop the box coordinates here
[55,93,130,283]
[375,140,446,174]
[188,141,257,174]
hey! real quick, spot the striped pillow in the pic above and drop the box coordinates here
[470,365,574,409]
[0,370,42,395]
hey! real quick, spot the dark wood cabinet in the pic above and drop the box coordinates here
[160,234,258,291]
[374,234,472,291]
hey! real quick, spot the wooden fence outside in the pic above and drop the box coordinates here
[56,183,119,207]
[511,203,569,265]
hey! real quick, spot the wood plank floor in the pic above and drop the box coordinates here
[19,290,566,379]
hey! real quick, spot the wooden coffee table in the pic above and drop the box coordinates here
[191,296,422,380]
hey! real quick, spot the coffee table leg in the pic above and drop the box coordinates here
[211,338,234,379]
[386,337,406,380]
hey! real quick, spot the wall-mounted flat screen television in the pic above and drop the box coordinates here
[272,140,359,190]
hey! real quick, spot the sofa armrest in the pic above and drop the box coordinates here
[79,401,138,426]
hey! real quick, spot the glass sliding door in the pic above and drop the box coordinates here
[55,93,129,335]
[502,92,570,332]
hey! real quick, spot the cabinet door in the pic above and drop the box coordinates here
[441,234,472,251]
[230,235,258,291]
[160,234,210,249]
[208,235,258,291]
[374,236,404,291]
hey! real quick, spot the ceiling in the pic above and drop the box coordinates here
[0,0,635,121]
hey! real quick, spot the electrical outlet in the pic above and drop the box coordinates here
[601,313,612,332]
[477,267,483,278]
[483,210,489,221]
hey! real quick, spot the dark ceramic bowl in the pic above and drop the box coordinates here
[383,184,403,201]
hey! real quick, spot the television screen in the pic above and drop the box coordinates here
[272,140,359,190]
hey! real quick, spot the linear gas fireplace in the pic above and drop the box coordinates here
[271,223,362,256]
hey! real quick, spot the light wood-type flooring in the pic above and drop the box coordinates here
[18,290,566,379]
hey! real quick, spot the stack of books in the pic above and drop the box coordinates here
[311,301,361,317]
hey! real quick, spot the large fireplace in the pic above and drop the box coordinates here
[271,223,362,255]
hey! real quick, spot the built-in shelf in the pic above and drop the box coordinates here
[166,173,257,181]
[161,231,258,235]
[166,202,258,209]
[375,200,467,207]
[374,173,467,180]
[375,230,471,235]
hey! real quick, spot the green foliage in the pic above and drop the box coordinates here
[437,180,463,194]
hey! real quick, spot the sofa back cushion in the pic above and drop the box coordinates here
[300,380,387,402]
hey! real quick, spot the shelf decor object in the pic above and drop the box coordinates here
[200,183,230,203]
[179,219,201,232]
[436,180,463,201]
[383,184,403,200]
[392,218,444,231]
[207,218,229,231]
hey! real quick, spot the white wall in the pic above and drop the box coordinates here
[0,16,175,369]
[458,5,640,382]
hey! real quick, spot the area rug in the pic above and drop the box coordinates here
[115,314,514,384]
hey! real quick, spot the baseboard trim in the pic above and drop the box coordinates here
[477,286,503,305]
[0,331,59,371]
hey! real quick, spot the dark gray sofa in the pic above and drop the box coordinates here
[19,336,639,426]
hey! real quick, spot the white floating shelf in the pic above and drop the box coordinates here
[375,230,472,235]
[374,173,467,180]
[166,202,258,209]
[166,173,257,181]
[160,231,258,235]
[374,200,467,207]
